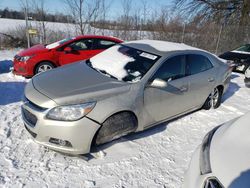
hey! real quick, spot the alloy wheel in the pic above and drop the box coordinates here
[37,64,53,73]
[209,88,219,108]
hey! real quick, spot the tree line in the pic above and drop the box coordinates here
[0,8,74,23]
[0,0,249,54]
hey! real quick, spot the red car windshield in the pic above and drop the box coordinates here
[45,38,74,49]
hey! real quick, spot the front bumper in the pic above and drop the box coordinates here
[183,147,212,188]
[234,62,249,72]
[13,58,33,77]
[21,100,101,155]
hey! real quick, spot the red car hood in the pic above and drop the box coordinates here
[18,44,49,56]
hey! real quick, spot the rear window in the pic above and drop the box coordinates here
[187,54,213,75]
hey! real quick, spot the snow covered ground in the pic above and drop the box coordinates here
[0,49,250,188]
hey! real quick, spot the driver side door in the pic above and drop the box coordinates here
[144,55,191,124]
[58,38,95,65]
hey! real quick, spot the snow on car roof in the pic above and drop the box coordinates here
[125,40,202,55]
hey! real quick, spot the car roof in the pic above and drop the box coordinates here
[124,40,204,56]
[75,35,123,42]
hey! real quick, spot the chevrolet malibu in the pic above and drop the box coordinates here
[22,40,232,155]
[184,112,250,188]
[13,35,122,77]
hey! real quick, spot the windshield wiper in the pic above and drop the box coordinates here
[86,60,118,80]
[98,69,118,80]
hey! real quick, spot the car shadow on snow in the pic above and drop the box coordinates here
[0,60,13,74]
[87,110,201,161]
[0,81,26,105]
[221,81,240,103]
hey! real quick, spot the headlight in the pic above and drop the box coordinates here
[20,55,33,62]
[46,102,96,121]
[200,126,220,175]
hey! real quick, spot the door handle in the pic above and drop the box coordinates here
[208,78,215,82]
[179,86,188,92]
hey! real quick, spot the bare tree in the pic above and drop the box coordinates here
[20,0,31,48]
[32,0,47,43]
[173,0,250,26]
[99,0,112,35]
[64,0,102,35]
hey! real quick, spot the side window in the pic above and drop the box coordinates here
[152,55,186,82]
[236,44,250,52]
[187,54,213,75]
[68,39,94,50]
[95,39,117,49]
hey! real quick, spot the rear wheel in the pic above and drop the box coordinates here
[35,62,54,75]
[203,87,222,110]
[94,112,137,145]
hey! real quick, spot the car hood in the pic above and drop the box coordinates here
[18,44,48,56]
[210,112,250,188]
[32,62,131,105]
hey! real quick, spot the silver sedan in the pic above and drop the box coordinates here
[22,40,232,154]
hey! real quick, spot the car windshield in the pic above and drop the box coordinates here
[89,44,160,82]
[45,38,74,49]
[234,44,250,52]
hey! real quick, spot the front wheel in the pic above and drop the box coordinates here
[244,65,250,77]
[35,62,55,75]
[203,87,222,110]
[94,112,137,145]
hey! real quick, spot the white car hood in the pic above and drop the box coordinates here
[210,111,250,188]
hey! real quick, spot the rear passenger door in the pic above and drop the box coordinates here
[185,54,215,108]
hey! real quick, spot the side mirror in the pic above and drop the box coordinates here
[149,78,168,88]
[64,47,73,53]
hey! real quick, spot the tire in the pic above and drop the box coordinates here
[245,65,250,78]
[35,62,55,75]
[95,112,137,145]
[203,87,222,110]
[243,64,250,75]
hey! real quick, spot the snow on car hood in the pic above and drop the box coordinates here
[210,111,250,187]
[32,62,131,105]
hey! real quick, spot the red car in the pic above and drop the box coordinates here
[13,35,123,77]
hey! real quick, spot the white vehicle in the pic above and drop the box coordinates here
[184,111,250,188]
[245,66,250,87]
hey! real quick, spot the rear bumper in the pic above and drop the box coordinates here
[21,100,101,155]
